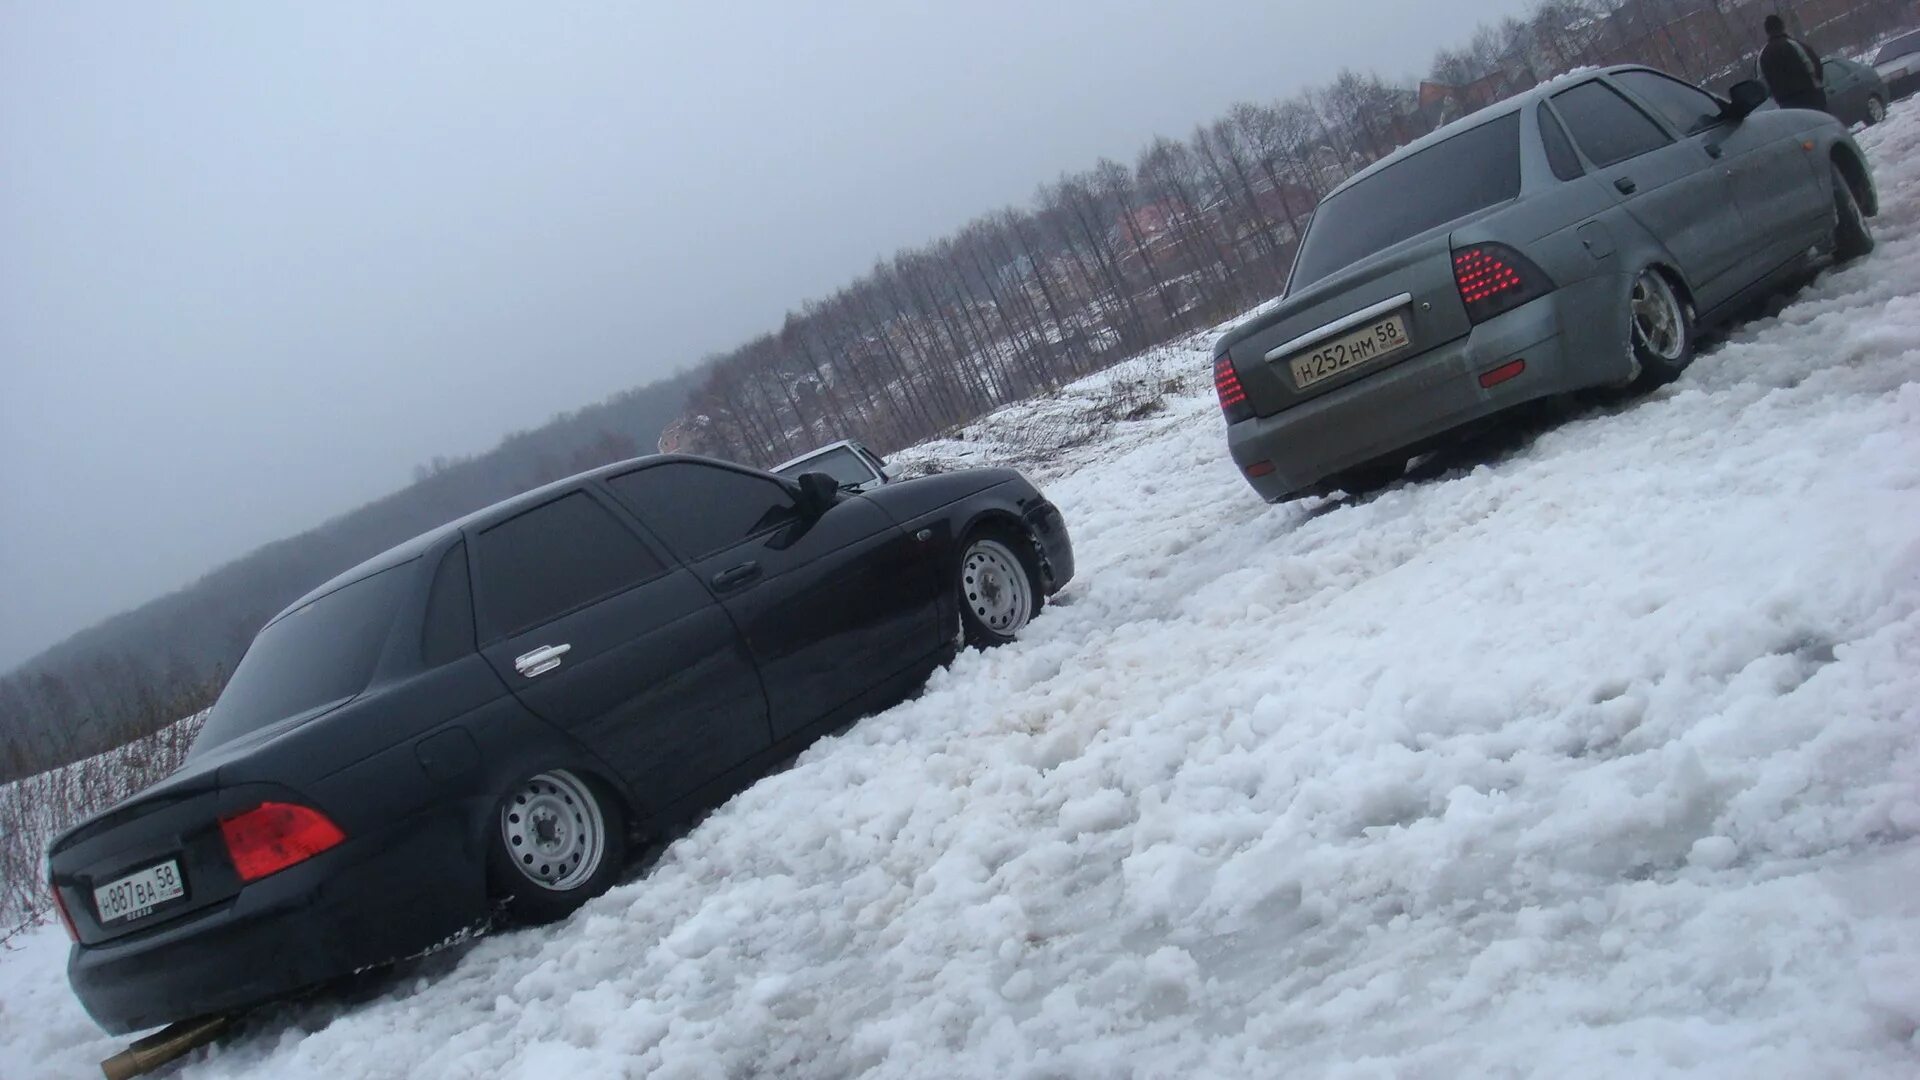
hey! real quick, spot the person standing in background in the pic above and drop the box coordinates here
[1758,13,1828,113]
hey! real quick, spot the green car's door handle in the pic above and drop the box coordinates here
[1615,177,1638,194]
[1705,143,1724,159]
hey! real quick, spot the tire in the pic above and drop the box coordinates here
[487,768,626,925]
[1865,95,1886,126]
[1831,161,1875,263]
[957,529,1041,648]
[1625,266,1694,392]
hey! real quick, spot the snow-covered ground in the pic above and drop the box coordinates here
[7,108,1920,1077]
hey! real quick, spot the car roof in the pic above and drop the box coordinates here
[771,440,862,473]
[1320,65,1650,203]
[270,453,761,621]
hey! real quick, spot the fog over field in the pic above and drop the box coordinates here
[0,0,1533,671]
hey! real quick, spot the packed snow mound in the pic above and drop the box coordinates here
[7,107,1920,1077]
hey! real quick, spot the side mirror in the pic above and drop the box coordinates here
[794,472,840,518]
[1723,79,1769,121]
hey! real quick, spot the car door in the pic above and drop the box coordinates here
[1548,77,1747,310]
[1612,69,1824,272]
[602,460,943,742]
[467,487,772,812]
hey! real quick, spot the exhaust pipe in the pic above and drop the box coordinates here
[100,1015,232,1080]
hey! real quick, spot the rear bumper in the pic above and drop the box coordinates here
[69,805,486,1034]
[1226,274,1627,501]
[1024,500,1075,593]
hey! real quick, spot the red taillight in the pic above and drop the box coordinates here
[1478,358,1527,388]
[50,884,79,942]
[219,802,345,883]
[1214,355,1252,423]
[1244,460,1276,478]
[1452,243,1552,324]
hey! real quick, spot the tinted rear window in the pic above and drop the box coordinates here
[1290,112,1521,291]
[775,446,875,488]
[1875,32,1920,63]
[192,564,411,754]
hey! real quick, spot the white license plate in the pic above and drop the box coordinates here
[1286,310,1413,388]
[93,860,186,925]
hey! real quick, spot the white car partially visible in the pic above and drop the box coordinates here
[770,439,897,492]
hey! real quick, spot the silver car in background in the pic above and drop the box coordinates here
[771,439,897,492]
[1215,66,1878,503]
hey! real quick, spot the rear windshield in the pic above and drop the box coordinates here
[775,446,874,488]
[191,564,411,755]
[1289,112,1522,291]
[1875,32,1920,63]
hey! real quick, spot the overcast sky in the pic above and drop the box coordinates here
[0,0,1534,669]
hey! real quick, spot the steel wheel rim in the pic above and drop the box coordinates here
[961,539,1033,636]
[500,769,605,892]
[1630,271,1684,361]
[1868,97,1885,124]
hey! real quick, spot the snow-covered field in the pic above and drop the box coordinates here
[6,109,1920,1077]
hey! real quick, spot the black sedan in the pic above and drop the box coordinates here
[48,454,1073,1034]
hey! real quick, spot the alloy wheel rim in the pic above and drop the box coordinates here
[1869,97,1885,124]
[1630,271,1684,361]
[961,539,1033,636]
[500,769,605,892]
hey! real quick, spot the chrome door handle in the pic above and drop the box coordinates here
[514,643,571,678]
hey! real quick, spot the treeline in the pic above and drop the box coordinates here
[668,0,1904,466]
[0,369,700,783]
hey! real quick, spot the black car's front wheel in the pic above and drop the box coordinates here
[488,768,626,924]
[958,530,1041,647]
[1831,161,1875,262]
[1866,95,1886,126]
[1626,266,1694,391]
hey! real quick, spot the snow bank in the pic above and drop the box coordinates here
[5,106,1919,1077]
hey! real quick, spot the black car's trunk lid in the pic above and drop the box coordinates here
[47,757,244,946]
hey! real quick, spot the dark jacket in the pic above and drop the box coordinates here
[1760,32,1826,109]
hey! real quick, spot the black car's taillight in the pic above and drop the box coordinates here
[1452,243,1553,324]
[219,801,345,882]
[1214,354,1253,424]
[50,882,79,942]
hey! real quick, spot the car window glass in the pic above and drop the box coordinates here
[1614,71,1723,136]
[192,564,412,755]
[776,446,873,488]
[473,492,663,641]
[1550,80,1673,167]
[605,462,798,559]
[1289,111,1521,291]
[1538,105,1585,181]
[420,541,475,666]
[1875,33,1920,63]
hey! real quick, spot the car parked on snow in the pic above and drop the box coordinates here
[771,438,896,492]
[1822,57,1891,127]
[1214,66,1878,502]
[47,454,1073,1033]
[1872,30,1920,101]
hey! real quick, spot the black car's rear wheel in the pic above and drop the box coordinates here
[489,768,625,924]
[958,530,1040,647]
[1626,267,1694,391]
[1831,161,1875,262]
